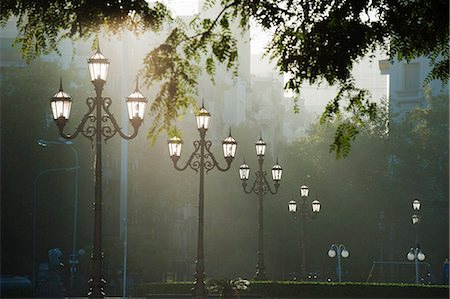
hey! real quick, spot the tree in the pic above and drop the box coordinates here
[0,60,93,277]
[1,0,448,154]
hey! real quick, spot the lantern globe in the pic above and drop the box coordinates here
[300,185,309,197]
[288,200,297,213]
[126,82,147,121]
[50,78,72,120]
[222,134,237,158]
[417,252,425,261]
[271,163,283,181]
[239,163,250,180]
[312,199,321,213]
[255,137,266,156]
[196,105,211,130]
[88,47,110,82]
[412,199,421,211]
[168,136,183,158]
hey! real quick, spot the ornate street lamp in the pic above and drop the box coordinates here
[288,184,321,280]
[239,135,281,280]
[328,244,349,282]
[50,46,147,298]
[167,103,237,298]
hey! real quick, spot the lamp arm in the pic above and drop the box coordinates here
[102,97,140,141]
[241,178,256,194]
[57,97,96,141]
[262,173,279,195]
[172,140,201,172]
[204,140,232,172]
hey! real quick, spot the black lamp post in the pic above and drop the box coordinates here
[408,198,424,285]
[167,103,237,298]
[238,135,282,280]
[288,185,320,280]
[50,46,147,298]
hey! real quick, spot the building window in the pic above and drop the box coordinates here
[403,63,420,91]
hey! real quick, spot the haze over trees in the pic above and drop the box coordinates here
[1,0,448,154]
[1,59,448,285]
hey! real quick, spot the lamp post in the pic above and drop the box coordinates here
[288,185,320,280]
[407,246,426,284]
[408,198,424,285]
[49,46,147,298]
[167,103,237,298]
[38,139,79,292]
[238,135,282,280]
[328,244,349,282]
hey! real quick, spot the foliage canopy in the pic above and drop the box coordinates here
[1,0,448,155]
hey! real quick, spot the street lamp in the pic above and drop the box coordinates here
[407,247,426,284]
[408,198,425,285]
[239,135,282,280]
[288,185,321,280]
[167,103,237,298]
[37,139,80,293]
[328,244,349,282]
[411,199,421,245]
[50,46,147,298]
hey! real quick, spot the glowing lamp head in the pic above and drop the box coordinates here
[417,251,425,261]
[312,199,321,213]
[50,77,72,120]
[255,136,266,156]
[168,136,183,158]
[88,46,110,82]
[196,103,211,130]
[126,81,147,121]
[288,200,297,213]
[222,129,237,158]
[239,163,250,180]
[271,162,283,182]
[412,199,421,211]
[300,185,309,197]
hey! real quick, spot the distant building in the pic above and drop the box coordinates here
[379,56,449,122]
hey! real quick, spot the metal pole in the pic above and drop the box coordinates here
[89,81,105,299]
[414,249,419,285]
[193,129,206,298]
[70,146,79,292]
[337,247,342,283]
[255,156,266,280]
[300,199,306,280]
[122,218,128,298]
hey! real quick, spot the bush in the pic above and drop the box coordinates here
[139,281,449,298]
